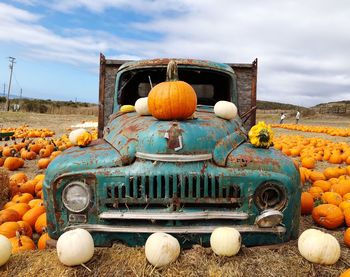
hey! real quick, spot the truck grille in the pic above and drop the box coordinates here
[104,175,241,208]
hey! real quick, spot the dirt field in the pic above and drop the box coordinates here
[1,110,350,277]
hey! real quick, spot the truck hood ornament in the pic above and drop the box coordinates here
[164,123,183,151]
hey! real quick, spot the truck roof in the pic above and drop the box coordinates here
[115,58,235,74]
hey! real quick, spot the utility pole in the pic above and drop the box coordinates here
[5,56,16,111]
[20,88,22,99]
[2,83,5,96]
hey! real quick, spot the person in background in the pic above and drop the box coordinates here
[295,111,300,124]
[280,112,286,124]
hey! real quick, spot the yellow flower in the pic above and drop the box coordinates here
[248,121,274,148]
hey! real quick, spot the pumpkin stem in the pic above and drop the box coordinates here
[16,230,23,247]
[166,60,179,82]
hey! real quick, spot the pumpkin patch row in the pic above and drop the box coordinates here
[0,173,49,253]
[271,123,350,137]
[0,135,74,170]
[0,126,55,139]
[274,135,350,169]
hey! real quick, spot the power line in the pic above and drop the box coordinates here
[5,56,16,111]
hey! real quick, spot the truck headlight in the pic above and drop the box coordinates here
[62,181,91,213]
[254,181,287,211]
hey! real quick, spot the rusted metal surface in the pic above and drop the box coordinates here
[103,109,246,161]
[98,53,106,138]
[228,58,258,130]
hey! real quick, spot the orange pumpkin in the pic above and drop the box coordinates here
[22,205,46,228]
[3,157,24,171]
[345,229,350,248]
[9,232,36,253]
[9,172,28,196]
[0,209,20,224]
[340,268,350,277]
[12,193,34,204]
[308,186,324,199]
[0,222,20,238]
[344,207,350,226]
[301,156,316,169]
[331,180,350,197]
[28,199,43,209]
[301,192,314,215]
[339,201,350,212]
[312,204,344,229]
[5,203,31,219]
[37,158,51,169]
[309,171,326,182]
[17,220,33,238]
[3,201,16,209]
[20,150,37,160]
[34,213,47,234]
[38,232,50,250]
[148,60,197,120]
[323,167,339,179]
[312,180,331,192]
[344,193,350,201]
[321,191,342,206]
[18,180,36,195]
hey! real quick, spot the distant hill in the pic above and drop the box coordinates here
[256,100,305,110]
[312,100,350,108]
[0,96,97,115]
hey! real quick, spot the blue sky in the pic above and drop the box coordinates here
[0,0,349,106]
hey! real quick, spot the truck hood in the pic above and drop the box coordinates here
[104,108,247,165]
[44,140,122,184]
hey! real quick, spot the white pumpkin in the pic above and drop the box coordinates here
[57,228,94,266]
[298,228,340,265]
[135,97,151,115]
[69,128,87,145]
[145,232,180,267]
[0,234,12,266]
[210,227,241,256]
[214,101,238,120]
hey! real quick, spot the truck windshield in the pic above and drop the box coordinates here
[117,67,233,106]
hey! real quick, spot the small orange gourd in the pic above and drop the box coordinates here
[22,205,46,228]
[34,213,47,234]
[312,204,344,229]
[301,192,314,215]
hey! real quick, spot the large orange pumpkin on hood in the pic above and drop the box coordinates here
[148,60,197,120]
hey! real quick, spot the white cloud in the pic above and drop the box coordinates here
[1,1,350,106]
[51,0,189,14]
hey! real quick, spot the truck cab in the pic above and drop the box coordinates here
[43,55,300,247]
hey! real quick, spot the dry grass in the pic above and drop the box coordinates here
[0,168,9,208]
[0,111,350,276]
[1,239,349,277]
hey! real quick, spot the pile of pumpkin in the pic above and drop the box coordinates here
[0,126,55,139]
[0,137,71,171]
[271,123,350,137]
[301,165,350,231]
[274,135,350,166]
[0,172,49,254]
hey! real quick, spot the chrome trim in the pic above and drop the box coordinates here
[255,209,283,228]
[135,152,212,162]
[99,211,249,220]
[65,224,286,234]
